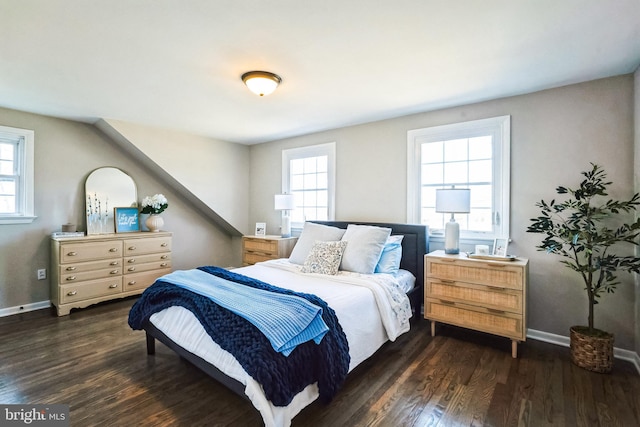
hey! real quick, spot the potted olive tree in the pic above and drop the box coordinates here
[527,164,640,373]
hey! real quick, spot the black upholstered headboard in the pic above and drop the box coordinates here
[311,221,429,317]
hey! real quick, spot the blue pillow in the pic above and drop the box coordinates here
[375,235,403,274]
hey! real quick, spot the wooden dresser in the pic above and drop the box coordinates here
[424,250,528,358]
[51,232,172,316]
[242,235,298,266]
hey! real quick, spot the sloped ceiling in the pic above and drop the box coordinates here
[1,0,639,144]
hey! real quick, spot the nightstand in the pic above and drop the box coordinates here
[424,250,529,358]
[242,235,298,266]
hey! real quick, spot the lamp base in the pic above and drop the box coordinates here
[444,218,460,254]
[281,213,291,238]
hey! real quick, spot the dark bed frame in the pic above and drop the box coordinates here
[142,221,429,404]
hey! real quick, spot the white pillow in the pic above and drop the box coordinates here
[340,224,391,274]
[288,222,346,265]
[301,241,348,275]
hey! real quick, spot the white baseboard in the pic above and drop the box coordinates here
[527,328,640,374]
[0,300,51,317]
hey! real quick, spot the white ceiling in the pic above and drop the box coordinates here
[1,1,639,145]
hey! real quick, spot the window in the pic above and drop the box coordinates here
[0,125,36,224]
[407,116,510,240]
[282,142,336,229]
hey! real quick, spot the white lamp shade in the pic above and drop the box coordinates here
[242,71,281,96]
[435,188,471,213]
[274,194,295,210]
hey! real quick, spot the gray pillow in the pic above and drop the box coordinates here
[289,222,346,265]
[340,224,391,274]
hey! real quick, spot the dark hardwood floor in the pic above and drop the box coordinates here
[1,298,639,426]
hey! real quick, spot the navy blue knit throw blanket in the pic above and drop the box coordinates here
[128,266,350,406]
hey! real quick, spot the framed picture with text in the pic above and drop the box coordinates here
[255,222,266,236]
[114,207,140,233]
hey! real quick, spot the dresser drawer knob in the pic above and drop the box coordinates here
[110,261,119,266]
[109,248,118,253]
[110,270,119,275]
[440,299,455,305]
[109,283,119,289]
[128,259,136,263]
[160,255,168,259]
[128,267,136,272]
[128,246,136,251]
[66,266,77,271]
[67,251,77,256]
[161,243,168,247]
[160,263,168,267]
[128,281,136,286]
[66,276,76,281]
[67,290,77,296]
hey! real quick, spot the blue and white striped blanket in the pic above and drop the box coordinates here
[159,269,329,356]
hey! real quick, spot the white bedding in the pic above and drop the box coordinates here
[149,260,414,427]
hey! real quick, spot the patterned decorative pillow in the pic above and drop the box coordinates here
[301,240,348,275]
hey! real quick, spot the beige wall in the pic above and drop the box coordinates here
[0,107,245,312]
[251,74,638,350]
[99,119,250,234]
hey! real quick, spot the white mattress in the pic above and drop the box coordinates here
[149,260,413,427]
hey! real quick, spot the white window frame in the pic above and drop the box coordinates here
[0,125,36,224]
[282,142,336,230]
[407,115,510,241]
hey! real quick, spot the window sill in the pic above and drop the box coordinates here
[0,215,38,225]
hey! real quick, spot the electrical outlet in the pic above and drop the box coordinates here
[37,269,46,280]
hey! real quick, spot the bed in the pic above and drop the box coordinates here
[129,221,428,427]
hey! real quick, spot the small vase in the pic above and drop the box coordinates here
[145,214,164,232]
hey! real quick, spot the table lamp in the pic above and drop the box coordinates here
[274,194,296,237]
[435,188,471,254]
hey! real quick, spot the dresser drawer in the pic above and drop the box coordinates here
[124,236,171,255]
[427,258,523,291]
[243,251,276,265]
[427,278,522,314]
[124,268,171,292]
[60,267,122,284]
[243,238,278,255]
[60,277,123,304]
[124,260,171,274]
[124,252,171,265]
[426,298,524,340]
[59,259,121,276]
[60,241,123,263]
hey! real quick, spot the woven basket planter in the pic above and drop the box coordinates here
[570,326,614,373]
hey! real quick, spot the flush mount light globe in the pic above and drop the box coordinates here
[241,71,282,96]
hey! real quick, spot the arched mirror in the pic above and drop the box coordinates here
[85,167,138,234]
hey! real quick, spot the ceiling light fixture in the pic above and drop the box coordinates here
[241,71,282,96]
